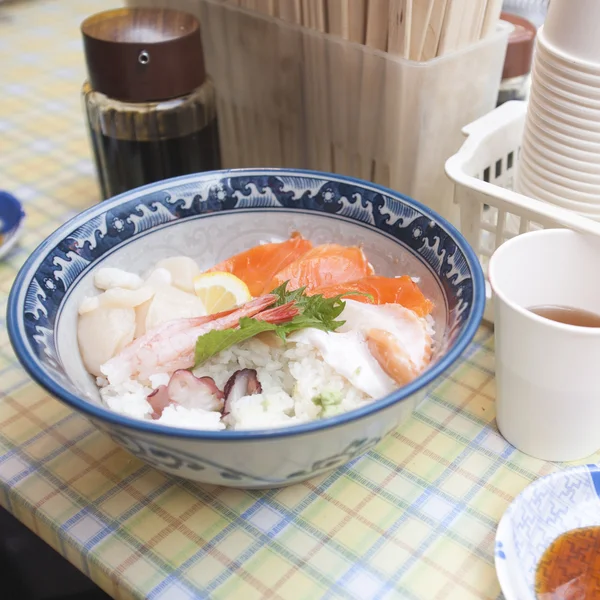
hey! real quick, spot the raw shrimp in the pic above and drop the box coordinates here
[101,295,278,385]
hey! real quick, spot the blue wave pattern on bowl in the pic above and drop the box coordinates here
[495,464,600,599]
[105,429,381,483]
[9,170,484,486]
[23,173,473,371]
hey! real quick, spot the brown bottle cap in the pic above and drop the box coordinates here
[501,12,537,80]
[81,8,206,103]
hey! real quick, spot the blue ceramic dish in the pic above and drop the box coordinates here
[496,464,600,599]
[0,191,25,260]
[7,170,485,487]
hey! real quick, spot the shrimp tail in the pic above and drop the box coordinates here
[254,301,299,325]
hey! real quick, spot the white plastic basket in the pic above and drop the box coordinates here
[445,100,600,324]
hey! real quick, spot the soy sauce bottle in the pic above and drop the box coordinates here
[81,8,220,200]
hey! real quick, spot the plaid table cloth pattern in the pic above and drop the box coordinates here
[0,1,589,599]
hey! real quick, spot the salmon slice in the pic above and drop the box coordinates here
[208,236,313,297]
[311,275,433,317]
[266,244,374,294]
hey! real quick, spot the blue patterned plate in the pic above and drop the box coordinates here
[0,191,25,260]
[495,464,600,599]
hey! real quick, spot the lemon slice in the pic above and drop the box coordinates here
[193,272,252,314]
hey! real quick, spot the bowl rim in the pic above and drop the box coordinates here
[7,168,485,440]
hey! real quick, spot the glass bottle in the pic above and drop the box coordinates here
[496,12,536,106]
[81,8,220,200]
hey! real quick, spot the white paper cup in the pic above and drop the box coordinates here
[529,87,600,134]
[519,146,600,197]
[534,52,600,105]
[516,174,600,220]
[532,75,600,122]
[523,119,600,171]
[525,117,600,166]
[532,67,600,116]
[535,29,600,79]
[489,228,600,461]
[517,157,600,204]
[521,130,600,183]
[526,100,600,152]
[542,2,600,67]
[517,162,600,209]
[528,92,600,143]
[534,39,600,89]
[522,144,600,184]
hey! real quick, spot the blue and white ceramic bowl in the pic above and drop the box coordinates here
[0,191,25,260]
[8,170,484,488]
[496,465,600,599]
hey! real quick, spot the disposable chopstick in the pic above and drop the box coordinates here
[277,0,302,23]
[240,0,258,10]
[300,0,333,172]
[312,0,333,172]
[327,0,351,175]
[252,0,274,14]
[404,0,412,59]
[462,0,487,45]
[348,0,368,45]
[327,0,344,36]
[343,0,367,177]
[481,0,503,39]
[254,3,285,167]
[275,0,305,167]
[437,0,471,55]
[235,2,279,167]
[366,0,389,52]
[410,0,435,60]
[472,0,488,42]
[448,0,486,49]
[301,0,312,27]
[358,0,389,181]
[387,0,412,59]
[420,0,448,60]
[313,0,326,32]
[390,0,422,197]
[206,2,240,167]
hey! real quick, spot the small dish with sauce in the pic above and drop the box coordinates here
[496,464,600,600]
[0,191,25,260]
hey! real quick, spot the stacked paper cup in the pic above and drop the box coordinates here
[516,0,600,220]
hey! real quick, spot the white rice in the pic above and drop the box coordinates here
[98,337,372,430]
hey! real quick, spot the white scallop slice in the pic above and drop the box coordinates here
[136,285,207,336]
[155,256,200,293]
[94,267,144,291]
[77,307,136,376]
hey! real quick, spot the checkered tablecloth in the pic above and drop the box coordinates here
[0,1,587,599]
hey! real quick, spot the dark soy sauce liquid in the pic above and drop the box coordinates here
[528,305,600,328]
[90,121,220,199]
[536,527,600,598]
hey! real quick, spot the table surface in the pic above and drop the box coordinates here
[0,1,585,599]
